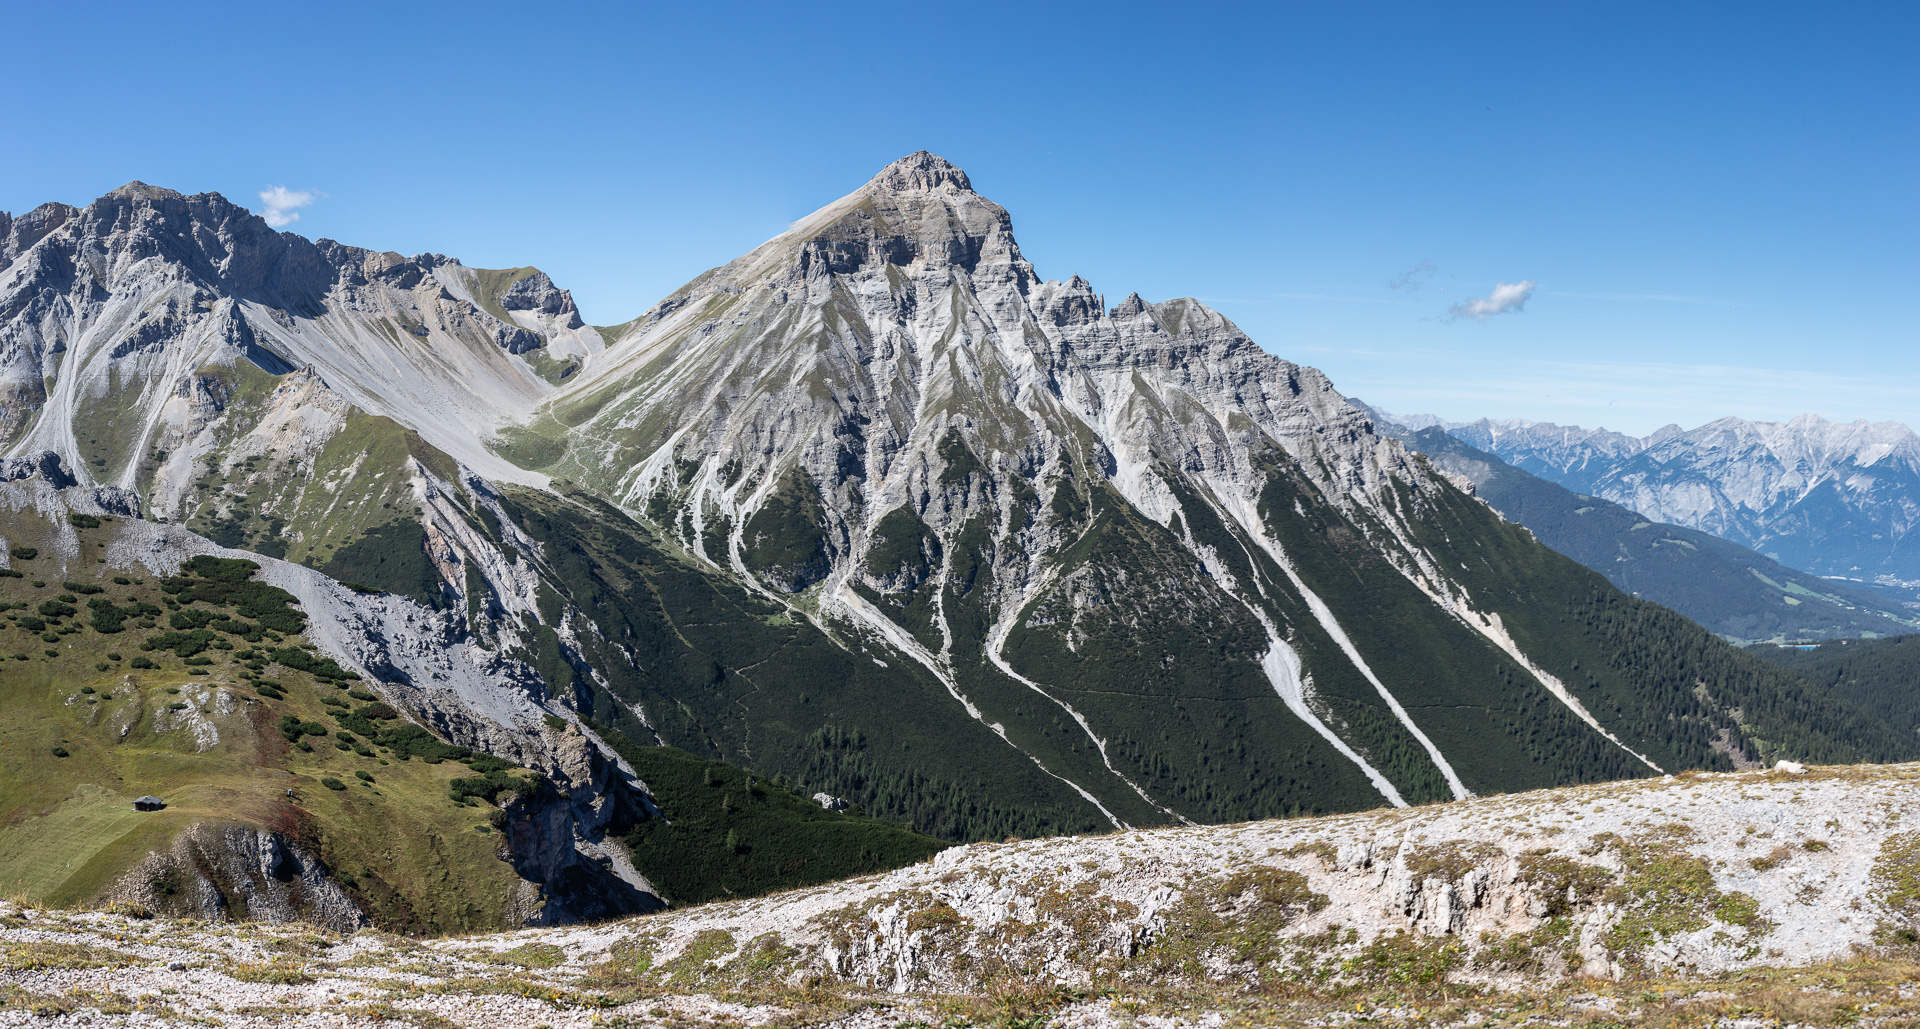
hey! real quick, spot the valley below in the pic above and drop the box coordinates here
[8,762,1920,1027]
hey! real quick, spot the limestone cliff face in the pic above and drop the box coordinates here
[108,824,366,933]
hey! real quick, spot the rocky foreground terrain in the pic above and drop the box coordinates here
[8,763,1920,1027]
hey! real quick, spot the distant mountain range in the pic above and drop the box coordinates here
[1377,410,1920,594]
[1353,403,1918,643]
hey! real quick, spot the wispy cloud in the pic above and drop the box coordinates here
[257,186,318,227]
[1446,280,1535,323]
[1385,260,1437,294]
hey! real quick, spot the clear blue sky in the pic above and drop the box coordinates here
[6,1,1913,435]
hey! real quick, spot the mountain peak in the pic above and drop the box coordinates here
[106,181,186,202]
[1110,291,1150,319]
[867,151,974,195]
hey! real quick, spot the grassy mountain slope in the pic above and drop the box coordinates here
[1403,428,1916,643]
[142,361,461,575]
[0,492,957,925]
[0,536,525,932]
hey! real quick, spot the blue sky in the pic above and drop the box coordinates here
[6,1,1913,435]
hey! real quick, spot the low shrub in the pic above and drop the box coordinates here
[271,647,356,682]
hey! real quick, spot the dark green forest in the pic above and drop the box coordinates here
[1752,635,1920,740]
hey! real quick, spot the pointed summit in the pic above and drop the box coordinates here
[867,151,974,194]
[1110,292,1150,319]
[106,181,186,202]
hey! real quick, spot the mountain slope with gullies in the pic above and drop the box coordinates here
[1,155,1913,924]
[0,470,945,926]
[480,153,1914,829]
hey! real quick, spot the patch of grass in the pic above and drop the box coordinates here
[321,518,446,610]
[473,942,566,969]
[1598,826,1773,959]
[227,959,315,984]
[0,940,139,970]
[1140,865,1328,979]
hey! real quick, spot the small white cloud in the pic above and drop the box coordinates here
[257,186,317,227]
[1447,280,1535,323]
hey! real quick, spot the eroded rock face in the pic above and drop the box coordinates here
[106,824,365,933]
[496,721,665,925]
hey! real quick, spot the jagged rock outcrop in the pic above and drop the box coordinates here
[0,450,76,487]
[106,824,365,932]
[534,763,1920,992]
[11,766,1920,1025]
